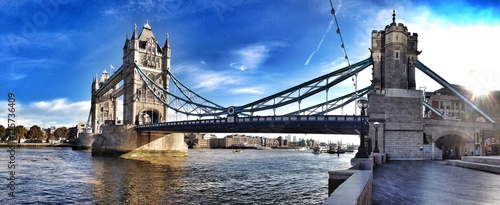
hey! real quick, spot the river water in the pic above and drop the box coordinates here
[1,147,354,204]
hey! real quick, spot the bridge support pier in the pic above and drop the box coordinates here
[91,125,188,157]
[72,132,99,150]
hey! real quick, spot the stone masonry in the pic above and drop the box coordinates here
[368,11,424,159]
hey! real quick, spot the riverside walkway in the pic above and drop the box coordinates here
[372,160,500,204]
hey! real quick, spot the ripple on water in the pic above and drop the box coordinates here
[0,148,353,204]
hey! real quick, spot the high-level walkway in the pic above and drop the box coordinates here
[372,159,500,204]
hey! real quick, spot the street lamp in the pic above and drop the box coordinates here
[373,122,380,153]
[355,96,369,158]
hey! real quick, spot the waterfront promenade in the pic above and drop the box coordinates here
[372,160,500,204]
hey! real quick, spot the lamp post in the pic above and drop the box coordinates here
[355,97,369,158]
[373,122,380,153]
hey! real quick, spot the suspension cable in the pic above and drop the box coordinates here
[329,0,358,113]
[329,0,351,67]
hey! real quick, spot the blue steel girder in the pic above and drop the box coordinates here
[235,58,373,115]
[165,69,224,110]
[135,63,226,117]
[416,61,496,124]
[285,85,372,115]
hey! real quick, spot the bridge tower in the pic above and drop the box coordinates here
[90,70,118,133]
[122,22,170,125]
[83,22,187,157]
[368,11,424,159]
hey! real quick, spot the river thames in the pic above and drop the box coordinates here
[1,147,354,204]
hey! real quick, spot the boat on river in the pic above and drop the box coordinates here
[232,149,242,153]
[327,143,346,154]
[257,146,272,150]
[312,146,327,154]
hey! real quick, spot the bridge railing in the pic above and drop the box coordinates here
[236,115,361,123]
[137,115,363,129]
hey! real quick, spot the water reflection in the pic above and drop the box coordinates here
[91,156,187,204]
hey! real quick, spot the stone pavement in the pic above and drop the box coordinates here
[372,160,500,204]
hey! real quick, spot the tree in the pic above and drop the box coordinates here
[27,125,44,140]
[54,127,70,140]
[14,125,28,140]
[0,125,5,141]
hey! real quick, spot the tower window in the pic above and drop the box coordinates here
[395,51,399,59]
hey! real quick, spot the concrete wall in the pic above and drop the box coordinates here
[324,166,373,204]
[91,125,188,157]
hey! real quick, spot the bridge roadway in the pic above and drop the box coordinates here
[136,115,368,134]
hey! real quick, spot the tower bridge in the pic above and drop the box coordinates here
[78,13,496,159]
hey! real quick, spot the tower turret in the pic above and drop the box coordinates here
[371,10,419,90]
[368,11,424,159]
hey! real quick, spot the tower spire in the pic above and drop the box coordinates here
[163,33,170,49]
[392,10,396,24]
[132,23,138,39]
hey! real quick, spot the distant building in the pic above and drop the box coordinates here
[187,133,217,148]
[425,84,500,122]
[186,133,290,149]
[69,122,90,140]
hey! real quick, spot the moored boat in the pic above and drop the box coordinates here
[312,146,327,154]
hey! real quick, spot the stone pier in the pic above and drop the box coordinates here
[91,125,188,157]
[73,132,99,150]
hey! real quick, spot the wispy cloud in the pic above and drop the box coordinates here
[229,41,286,71]
[229,86,266,94]
[305,17,335,66]
[172,64,240,92]
[3,31,71,54]
[171,63,271,96]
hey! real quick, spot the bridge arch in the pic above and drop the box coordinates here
[136,108,162,125]
[433,130,471,159]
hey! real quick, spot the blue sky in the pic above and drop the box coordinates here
[1,0,500,142]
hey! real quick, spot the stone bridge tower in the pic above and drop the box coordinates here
[90,70,118,133]
[122,22,170,125]
[368,11,424,159]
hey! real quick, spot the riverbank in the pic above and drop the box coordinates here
[0,143,73,148]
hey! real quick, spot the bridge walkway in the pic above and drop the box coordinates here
[372,159,500,204]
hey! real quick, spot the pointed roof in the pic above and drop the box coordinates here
[123,35,129,49]
[163,33,170,49]
[138,21,155,41]
[99,69,109,83]
[131,23,138,39]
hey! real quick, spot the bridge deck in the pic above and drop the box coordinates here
[137,115,367,134]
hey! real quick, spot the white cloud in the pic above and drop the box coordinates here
[229,41,286,71]
[0,99,90,129]
[336,3,500,95]
[173,64,239,92]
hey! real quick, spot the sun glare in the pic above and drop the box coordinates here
[466,70,496,100]
[472,84,490,95]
